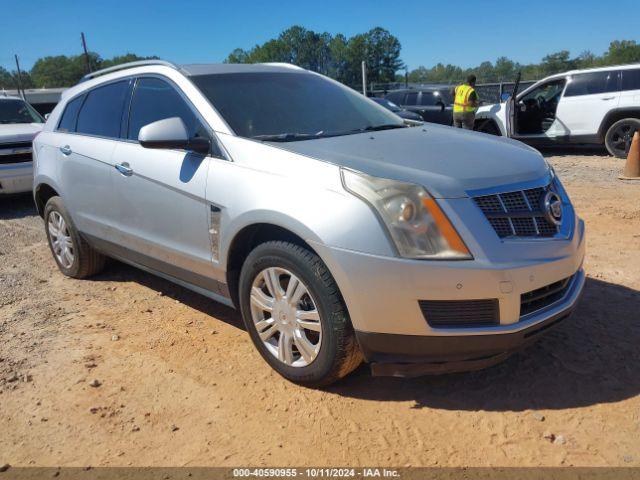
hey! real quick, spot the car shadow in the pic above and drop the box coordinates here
[92,260,245,332]
[85,261,639,411]
[328,277,640,411]
[538,145,608,157]
[0,192,38,219]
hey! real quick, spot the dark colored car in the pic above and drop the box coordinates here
[385,88,453,125]
[370,97,423,121]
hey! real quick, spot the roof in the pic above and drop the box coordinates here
[543,62,640,81]
[179,63,305,76]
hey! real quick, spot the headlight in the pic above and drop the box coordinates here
[341,169,471,260]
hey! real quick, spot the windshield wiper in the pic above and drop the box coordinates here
[252,133,320,142]
[358,124,407,132]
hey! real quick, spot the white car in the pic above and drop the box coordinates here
[475,64,640,158]
[0,95,45,194]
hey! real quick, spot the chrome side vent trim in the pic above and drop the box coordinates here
[209,204,222,262]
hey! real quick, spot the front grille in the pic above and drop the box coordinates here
[0,153,32,164]
[473,185,559,239]
[0,142,32,164]
[0,141,32,150]
[520,276,573,317]
[419,299,499,328]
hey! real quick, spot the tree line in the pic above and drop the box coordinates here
[1,26,639,90]
[0,53,157,90]
[407,40,640,85]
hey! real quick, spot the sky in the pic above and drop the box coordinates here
[2,0,639,72]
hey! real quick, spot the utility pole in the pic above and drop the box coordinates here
[81,32,92,73]
[361,61,367,96]
[14,54,25,100]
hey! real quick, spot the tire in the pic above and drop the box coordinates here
[44,196,106,279]
[476,119,501,136]
[238,241,362,387]
[605,118,640,158]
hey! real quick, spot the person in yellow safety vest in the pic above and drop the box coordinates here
[452,74,479,130]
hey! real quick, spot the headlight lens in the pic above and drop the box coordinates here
[341,169,471,260]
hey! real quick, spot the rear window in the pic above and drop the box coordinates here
[621,69,640,91]
[386,92,405,104]
[405,92,418,105]
[76,80,129,138]
[57,95,84,132]
[564,71,619,97]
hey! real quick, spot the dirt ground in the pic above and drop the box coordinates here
[1,148,639,468]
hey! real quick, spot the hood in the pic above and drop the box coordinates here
[0,123,44,144]
[272,124,548,198]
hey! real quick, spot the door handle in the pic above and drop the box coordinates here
[601,96,616,101]
[59,145,72,156]
[115,162,133,177]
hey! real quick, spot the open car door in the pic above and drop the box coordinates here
[504,72,521,138]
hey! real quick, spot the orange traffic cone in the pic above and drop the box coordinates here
[619,131,640,180]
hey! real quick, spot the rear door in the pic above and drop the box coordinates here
[110,76,219,285]
[555,70,620,138]
[56,80,131,240]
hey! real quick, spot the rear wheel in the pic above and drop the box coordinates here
[605,118,640,158]
[44,196,106,279]
[239,241,362,387]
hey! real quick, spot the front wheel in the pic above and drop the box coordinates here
[239,241,362,387]
[605,118,640,158]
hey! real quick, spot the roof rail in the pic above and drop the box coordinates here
[80,60,178,83]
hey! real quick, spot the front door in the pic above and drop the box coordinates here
[110,76,218,286]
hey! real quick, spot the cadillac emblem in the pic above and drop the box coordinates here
[542,191,563,226]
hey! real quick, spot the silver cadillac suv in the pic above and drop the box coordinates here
[32,61,585,386]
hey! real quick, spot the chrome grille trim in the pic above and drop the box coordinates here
[473,183,560,239]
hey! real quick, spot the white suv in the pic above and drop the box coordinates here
[475,64,640,157]
[1,95,44,194]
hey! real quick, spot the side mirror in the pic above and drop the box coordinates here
[139,117,210,155]
[500,93,512,103]
[44,113,50,120]
[436,101,445,112]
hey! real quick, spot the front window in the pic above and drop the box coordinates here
[520,79,566,104]
[0,99,44,124]
[190,72,404,141]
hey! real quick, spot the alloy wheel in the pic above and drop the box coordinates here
[609,122,638,157]
[250,267,322,367]
[48,211,75,269]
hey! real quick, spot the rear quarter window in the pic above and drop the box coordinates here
[57,95,84,133]
[621,69,640,91]
[76,80,129,138]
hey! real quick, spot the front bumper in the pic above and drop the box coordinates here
[0,162,33,195]
[360,268,584,376]
[311,215,586,376]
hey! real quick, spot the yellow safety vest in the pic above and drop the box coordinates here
[454,84,477,113]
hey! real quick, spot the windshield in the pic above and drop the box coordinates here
[0,99,44,124]
[190,72,404,141]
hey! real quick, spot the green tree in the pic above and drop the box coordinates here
[224,25,403,87]
[99,53,158,69]
[602,40,640,64]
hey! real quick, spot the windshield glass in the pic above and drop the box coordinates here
[0,99,44,124]
[191,72,404,140]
